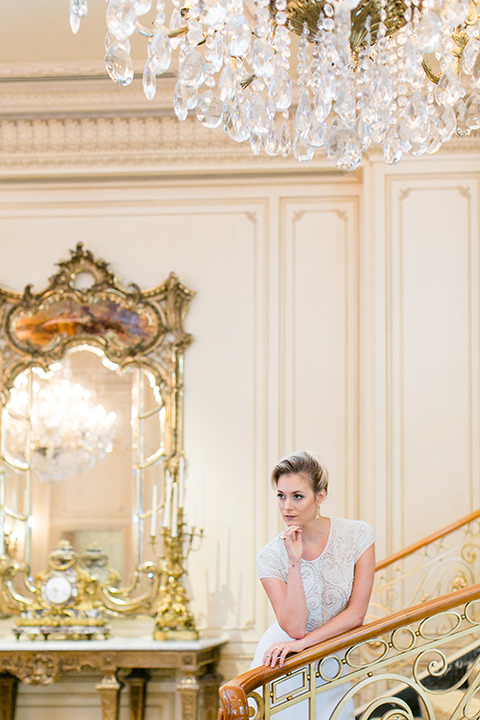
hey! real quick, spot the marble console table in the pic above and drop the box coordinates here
[0,636,226,720]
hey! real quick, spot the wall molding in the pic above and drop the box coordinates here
[0,76,479,178]
[386,178,479,552]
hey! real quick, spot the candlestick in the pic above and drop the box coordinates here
[150,485,157,537]
[171,482,178,538]
[178,456,185,509]
[190,470,198,529]
[163,471,172,529]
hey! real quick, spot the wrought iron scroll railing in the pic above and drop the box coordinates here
[369,510,480,622]
[219,583,480,720]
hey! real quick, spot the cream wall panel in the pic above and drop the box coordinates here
[280,198,360,521]
[362,159,480,560]
[387,177,479,551]
[361,162,480,561]
[357,163,386,551]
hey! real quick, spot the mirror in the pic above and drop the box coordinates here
[0,244,197,640]
[4,348,166,580]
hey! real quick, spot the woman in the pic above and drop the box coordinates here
[251,450,375,719]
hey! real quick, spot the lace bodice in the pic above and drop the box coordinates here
[256,517,375,633]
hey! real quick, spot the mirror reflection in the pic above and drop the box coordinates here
[2,347,166,581]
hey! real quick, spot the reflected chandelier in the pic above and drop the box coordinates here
[5,373,117,482]
[70,0,480,170]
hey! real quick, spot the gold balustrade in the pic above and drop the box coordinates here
[218,511,480,720]
[219,583,480,720]
[370,509,480,622]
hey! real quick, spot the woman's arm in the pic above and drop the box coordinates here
[261,525,308,638]
[264,543,375,667]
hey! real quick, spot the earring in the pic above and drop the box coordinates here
[316,505,321,520]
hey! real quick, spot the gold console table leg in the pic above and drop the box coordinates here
[126,669,149,720]
[96,671,123,720]
[200,672,223,720]
[177,673,200,720]
[0,674,18,720]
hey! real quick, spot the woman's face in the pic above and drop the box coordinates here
[276,472,324,527]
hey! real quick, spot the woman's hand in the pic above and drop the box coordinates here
[281,525,303,564]
[263,639,304,668]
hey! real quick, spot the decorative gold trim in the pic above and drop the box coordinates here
[0,242,193,391]
[0,244,198,638]
[219,583,480,720]
[370,511,480,621]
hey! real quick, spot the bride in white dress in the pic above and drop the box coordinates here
[251,451,375,720]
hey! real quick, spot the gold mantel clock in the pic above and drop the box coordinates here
[14,540,108,641]
[0,244,201,640]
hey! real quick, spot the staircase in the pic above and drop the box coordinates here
[218,511,480,720]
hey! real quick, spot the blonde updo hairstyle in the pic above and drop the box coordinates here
[271,450,329,497]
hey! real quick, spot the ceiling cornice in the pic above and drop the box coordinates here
[0,74,477,180]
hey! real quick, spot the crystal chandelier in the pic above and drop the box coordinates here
[70,0,480,170]
[4,372,117,482]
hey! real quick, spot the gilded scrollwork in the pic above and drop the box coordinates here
[0,243,193,392]
[247,690,265,720]
[0,652,88,685]
[369,515,480,623]
[0,244,198,638]
[246,596,480,720]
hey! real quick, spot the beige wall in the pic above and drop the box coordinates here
[0,142,479,717]
[1,8,479,716]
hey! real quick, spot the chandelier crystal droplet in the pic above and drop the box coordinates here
[70,0,480,169]
[6,372,117,483]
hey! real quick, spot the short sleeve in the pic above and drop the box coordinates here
[354,521,375,562]
[256,539,287,582]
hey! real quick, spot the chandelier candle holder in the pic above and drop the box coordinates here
[149,456,204,641]
[71,0,480,169]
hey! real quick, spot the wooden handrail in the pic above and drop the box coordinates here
[219,511,480,718]
[375,507,480,571]
[219,581,480,720]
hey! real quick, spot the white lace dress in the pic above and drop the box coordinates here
[251,517,375,720]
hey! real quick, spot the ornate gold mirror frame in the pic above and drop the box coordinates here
[0,244,199,640]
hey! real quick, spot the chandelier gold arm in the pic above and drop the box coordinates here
[136,20,155,37]
[280,0,409,49]
[136,18,190,40]
[281,0,480,88]
[215,0,479,101]
[466,0,480,24]
[422,57,440,84]
[240,72,256,89]
[452,30,469,71]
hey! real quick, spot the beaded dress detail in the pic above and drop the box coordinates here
[256,517,375,634]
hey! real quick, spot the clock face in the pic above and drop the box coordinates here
[43,575,73,605]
